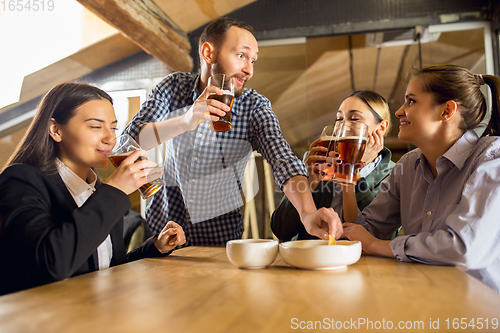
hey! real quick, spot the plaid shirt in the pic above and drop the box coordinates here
[124,72,307,245]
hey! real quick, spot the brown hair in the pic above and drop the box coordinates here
[345,90,391,136]
[410,64,500,136]
[4,82,113,173]
[199,17,254,54]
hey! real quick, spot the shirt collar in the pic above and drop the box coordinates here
[413,130,479,171]
[359,154,382,178]
[55,158,97,196]
[441,130,478,170]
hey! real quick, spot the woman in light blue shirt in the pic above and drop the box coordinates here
[341,64,500,292]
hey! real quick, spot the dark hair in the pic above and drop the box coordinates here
[410,64,500,136]
[199,17,254,53]
[4,82,113,173]
[345,90,391,135]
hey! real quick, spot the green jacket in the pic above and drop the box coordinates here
[270,147,395,241]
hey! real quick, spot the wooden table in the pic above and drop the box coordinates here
[0,246,499,332]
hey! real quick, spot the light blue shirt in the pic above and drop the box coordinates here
[356,130,500,292]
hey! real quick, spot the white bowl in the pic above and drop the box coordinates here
[226,239,279,269]
[279,239,361,270]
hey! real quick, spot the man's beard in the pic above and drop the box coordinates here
[211,62,246,98]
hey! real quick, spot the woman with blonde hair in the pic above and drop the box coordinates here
[271,90,395,241]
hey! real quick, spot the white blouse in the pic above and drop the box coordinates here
[55,159,113,270]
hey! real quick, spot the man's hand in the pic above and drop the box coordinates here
[300,207,343,240]
[282,175,342,241]
[181,86,229,131]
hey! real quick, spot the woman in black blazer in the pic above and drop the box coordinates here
[0,82,185,296]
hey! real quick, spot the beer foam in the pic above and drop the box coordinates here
[221,89,234,96]
[320,135,335,141]
[338,136,367,142]
[112,151,133,157]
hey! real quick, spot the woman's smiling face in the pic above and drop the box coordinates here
[51,99,117,177]
[395,77,445,147]
[336,96,382,136]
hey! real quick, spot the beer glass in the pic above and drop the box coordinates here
[207,73,234,132]
[107,134,165,199]
[331,121,369,185]
[315,124,337,181]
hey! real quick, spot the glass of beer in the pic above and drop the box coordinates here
[315,124,337,181]
[331,121,368,185]
[107,134,165,199]
[207,73,234,132]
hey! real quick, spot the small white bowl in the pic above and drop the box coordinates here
[279,239,361,270]
[226,239,279,269]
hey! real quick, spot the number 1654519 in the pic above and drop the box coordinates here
[2,0,55,12]
[445,318,498,330]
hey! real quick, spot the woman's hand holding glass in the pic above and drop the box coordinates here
[106,134,165,199]
[105,149,162,195]
[321,127,385,181]
[304,138,328,188]
[154,221,186,253]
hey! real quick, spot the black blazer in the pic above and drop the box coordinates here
[0,164,162,296]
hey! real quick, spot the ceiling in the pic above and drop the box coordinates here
[1,0,496,158]
[0,0,255,134]
[248,29,486,155]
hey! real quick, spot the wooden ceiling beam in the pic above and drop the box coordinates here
[76,0,193,72]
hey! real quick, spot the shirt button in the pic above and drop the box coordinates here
[194,157,198,161]
[189,199,193,203]
[427,211,432,216]
[191,179,196,182]
[198,134,202,138]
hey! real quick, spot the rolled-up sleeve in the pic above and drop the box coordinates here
[389,235,412,262]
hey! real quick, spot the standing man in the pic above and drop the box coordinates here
[124,17,341,245]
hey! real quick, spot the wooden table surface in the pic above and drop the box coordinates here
[0,246,499,332]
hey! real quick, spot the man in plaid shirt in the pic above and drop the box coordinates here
[124,17,342,246]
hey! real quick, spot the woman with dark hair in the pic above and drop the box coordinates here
[271,90,395,241]
[0,82,185,296]
[342,64,500,292]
